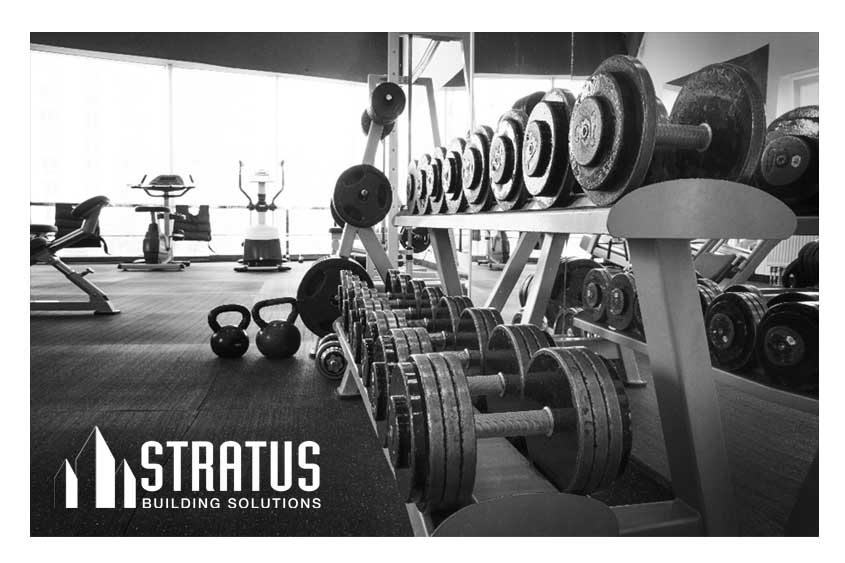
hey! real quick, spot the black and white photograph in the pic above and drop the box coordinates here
[20,15,828,549]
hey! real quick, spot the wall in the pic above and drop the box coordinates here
[638,32,818,118]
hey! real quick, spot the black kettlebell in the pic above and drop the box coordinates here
[252,297,301,359]
[208,304,251,358]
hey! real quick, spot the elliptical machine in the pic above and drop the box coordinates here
[118,174,195,272]
[234,161,289,272]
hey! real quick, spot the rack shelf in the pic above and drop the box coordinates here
[396,180,797,240]
[572,316,818,416]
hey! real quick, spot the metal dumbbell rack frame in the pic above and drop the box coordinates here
[392,180,798,536]
[332,34,810,536]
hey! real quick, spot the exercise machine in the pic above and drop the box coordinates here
[31,196,119,314]
[235,161,289,272]
[118,174,195,272]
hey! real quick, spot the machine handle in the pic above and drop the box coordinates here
[269,160,285,209]
[238,160,255,208]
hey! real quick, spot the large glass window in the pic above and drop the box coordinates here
[31,49,584,258]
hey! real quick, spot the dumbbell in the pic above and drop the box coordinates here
[314,333,348,381]
[518,257,602,322]
[755,300,818,389]
[705,289,819,372]
[441,138,469,214]
[521,88,581,209]
[569,55,766,206]
[386,345,631,512]
[581,266,623,322]
[399,227,431,254]
[753,105,819,213]
[461,126,497,213]
[360,81,406,139]
[350,295,474,369]
[368,307,506,430]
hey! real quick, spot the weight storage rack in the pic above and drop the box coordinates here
[331,178,802,536]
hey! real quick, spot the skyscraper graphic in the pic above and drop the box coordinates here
[54,427,136,509]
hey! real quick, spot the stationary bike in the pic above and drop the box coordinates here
[118,174,195,272]
[234,160,289,272]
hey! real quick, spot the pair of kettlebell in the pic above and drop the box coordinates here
[208,297,301,359]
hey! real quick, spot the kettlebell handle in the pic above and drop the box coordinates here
[252,297,298,329]
[208,304,251,332]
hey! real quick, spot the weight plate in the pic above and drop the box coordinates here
[330,199,345,227]
[443,138,469,214]
[428,353,464,511]
[582,267,614,322]
[486,324,550,397]
[368,82,406,124]
[333,164,393,228]
[410,354,448,511]
[361,109,395,139]
[511,90,546,116]
[562,348,611,494]
[442,352,477,508]
[523,348,596,493]
[462,126,497,213]
[766,291,818,308]
[705,291,766,371]
[756,301,818,388]
[522,89,580,209]
[658,63,766,185]
[570,347,628,490]
[490,109,530,210]
[297,256,372,337]
[570,55,658,206]
[389,362,428,503]
[607,271,638,331]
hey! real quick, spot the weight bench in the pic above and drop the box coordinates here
[30,195,119,315]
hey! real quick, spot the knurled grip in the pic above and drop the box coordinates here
[474,408,554,439]
[655,122,712,151]
[466,373,506,397]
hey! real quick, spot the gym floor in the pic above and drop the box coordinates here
[30,261,670,536]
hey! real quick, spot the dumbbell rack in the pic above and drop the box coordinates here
[386,178,797,536]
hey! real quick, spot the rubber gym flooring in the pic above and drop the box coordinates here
[30,261,669,536]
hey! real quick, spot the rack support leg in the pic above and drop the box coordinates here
[628,238,736,536]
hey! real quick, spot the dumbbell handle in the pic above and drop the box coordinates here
[466,373,506,397]
[474,407,559,439]
[655,122,711,152]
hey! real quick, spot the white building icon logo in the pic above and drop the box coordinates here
[53,427,136,509]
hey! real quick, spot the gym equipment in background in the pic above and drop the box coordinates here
[208,304,251,358]
[30,196,119,315]
[118,174,195,271]
[235,161,290,272]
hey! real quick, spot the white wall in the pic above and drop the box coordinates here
[638,32,819,119]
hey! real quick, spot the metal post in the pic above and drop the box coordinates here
[429,228,463,296]
[628,238,736,535]
[523,233,568,326]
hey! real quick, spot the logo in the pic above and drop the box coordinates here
[53,427,321,510]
